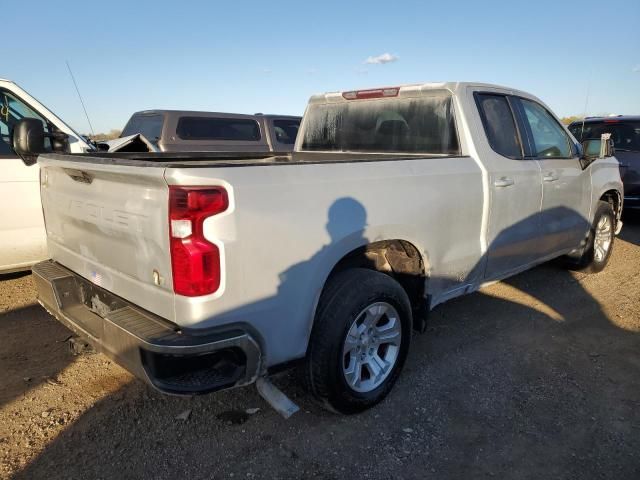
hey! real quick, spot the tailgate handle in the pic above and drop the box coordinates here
[64,168,94,184]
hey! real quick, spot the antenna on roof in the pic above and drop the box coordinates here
[579,74,591,141]
[66,60,95,137]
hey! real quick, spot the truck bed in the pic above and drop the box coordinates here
[37,149,484,368]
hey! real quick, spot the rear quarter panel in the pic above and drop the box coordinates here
[166,156,484,366]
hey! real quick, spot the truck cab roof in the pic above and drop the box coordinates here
[308,81,540,104]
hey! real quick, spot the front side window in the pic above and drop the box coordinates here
[0,90,50,156]
[176,117,261,141]
[475,93,522,159]
[520,99,572,158]
[300,95,459,155]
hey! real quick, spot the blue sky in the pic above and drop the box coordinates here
[4,0,639,133]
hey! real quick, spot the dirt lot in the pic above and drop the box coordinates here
[1,216,639,480]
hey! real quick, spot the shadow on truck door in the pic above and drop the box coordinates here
[7,204,640,479]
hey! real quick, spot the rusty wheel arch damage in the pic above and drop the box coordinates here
[600,189,623,231]
[326,239,429,332]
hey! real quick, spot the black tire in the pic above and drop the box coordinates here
[304,268,412,414]
[564,200,615,273]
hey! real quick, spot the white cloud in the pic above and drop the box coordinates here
[633,65,640,73]
[364,53,398,65]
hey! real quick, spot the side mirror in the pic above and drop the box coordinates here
[579,133,615,169]
[11,118,45,166]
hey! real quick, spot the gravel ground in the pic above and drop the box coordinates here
[1,215,639,480]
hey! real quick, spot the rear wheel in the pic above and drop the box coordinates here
[304,268,412,414]
[564,200,615,273]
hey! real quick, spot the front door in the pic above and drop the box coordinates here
[0,89,52,271]
[515,98,591,255]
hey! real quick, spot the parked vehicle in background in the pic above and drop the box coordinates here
[569,116,640,209]
[21,82,622,414]
[0,78,94,273]
[121,110,301,152]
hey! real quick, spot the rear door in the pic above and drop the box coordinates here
[473,92,543,279]
[515,97,591,254]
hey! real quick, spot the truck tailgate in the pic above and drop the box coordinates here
[39,156,175,321]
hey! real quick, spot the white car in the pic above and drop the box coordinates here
[0,79,93,273]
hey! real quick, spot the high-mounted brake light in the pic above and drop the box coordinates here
[342,87,399,100]
[169,186,228,296]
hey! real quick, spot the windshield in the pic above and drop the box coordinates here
[121,114,164,143]
[569,120,640,152]
[0,89,52,155]
[300,95,459,154]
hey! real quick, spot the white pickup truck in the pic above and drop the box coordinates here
[0,79,94,273]
[20,82,622,414]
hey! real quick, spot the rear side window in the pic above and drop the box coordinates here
[272,119,300,145]
[176,117,261,141]
[569,121,640,152]
[300,95,459,154]
[121,114,164,143]
[475,94,522,159]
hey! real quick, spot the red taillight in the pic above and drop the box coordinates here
[342,87,399,100]
[169,186,228,296]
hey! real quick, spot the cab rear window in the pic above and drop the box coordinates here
[300,95,459,155]
[176,117,261,141]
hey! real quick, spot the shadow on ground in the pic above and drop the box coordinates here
[11,229,640,479]
[0,303,75,409]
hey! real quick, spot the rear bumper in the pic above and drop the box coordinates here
[32,260,262,395]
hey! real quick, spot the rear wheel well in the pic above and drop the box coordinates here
[327,240,428,331]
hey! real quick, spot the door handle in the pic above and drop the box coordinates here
[493,177,514,188]
[543,172,559,182]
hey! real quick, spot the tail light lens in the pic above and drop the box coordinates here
[169,186,228,296]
